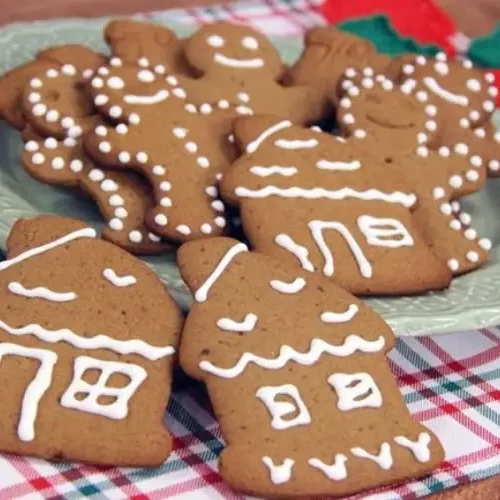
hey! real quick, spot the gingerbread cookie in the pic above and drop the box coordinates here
[285,27,391,105]
[104,19,189,73]
[337,72,491,274]
[220,116,452,295]
[84,61,233,242]
[178,236,444,497]
[0,215,183,466]
[178,21,326,123]
[14,47,173,253]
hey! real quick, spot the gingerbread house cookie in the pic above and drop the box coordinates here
[178,237,445,497]
[0,215,183,466]
[220,115,452,295]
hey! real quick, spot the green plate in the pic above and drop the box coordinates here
[1,17,499,336]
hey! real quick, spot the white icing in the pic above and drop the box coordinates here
[394,433,431,462]
[466,78,481,92]
[316,159,360,171]
[434,62,448,75]
[8,282,76,302]
[246,120,292,153]
[256,384,311,430]
[0,228,96,271]
[199,335,386,378]
[448,258,459,271]
[124,89,169,104]
[320,304,359,323]
[195,243,248,302]
[262,457,294,484]
[107,77,124,89]
[357,215,414,248]
[423,77,468,106]
[275,234,314,272]
[216,313,257,333]
[214,53,264,68]
[250,166,298,177]
[467,251,479,262]
[309,220,372,278]
[269,277,306,294]
[274,138,318,150]
[329,372,383,410]
[351,442,393,470]
[235,186,416,207]
[207,34,224,48]
[60,356,147,419]
[309,455,348,480]
[155,214,168,226]
[0,343,56,441]
[138,69,155,83]
[103,268,137,287]
[242,36,259,50]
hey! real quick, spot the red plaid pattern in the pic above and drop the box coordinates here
[0,1,499,498]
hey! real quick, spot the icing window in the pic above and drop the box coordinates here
[328,372,383,411]
[256,384,311,430]
[357,215,414,248]
[61,356,147,419]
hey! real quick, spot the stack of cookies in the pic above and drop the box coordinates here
[0,17,498,497]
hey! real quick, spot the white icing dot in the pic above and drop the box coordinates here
[454,143,468,155]
[449,175,463,188]
[459,118,470,128]
[30,78,42,88]
[466,78,481,92]
[228,134,235,143]
[176,225,191,235]
[138,58,150,68]
[185,141,198,153]
[92,78,104,89]
[129,113,141,125]
[82,69,94,79]
[236,105,253,115]
[488,86,498,97]
[109,218,123,231]
[32,103,47,116]
[466,170,479,182]
[205,186,218,197]
[341,80,353,90]
[467,251,479,262]
[94,94,109,106]
[436,52,447,61]
[63,137,77,148]
[216,173,223,181]
[495,132,500,143]
[451,201,460,212]
[416,146,428,157]
[51,157,64,170]
[166,75,178,86]
[469,110,480,121]
[118,151,131,163]
[129,231,143,243]
[201,223,212,234]
[154,64,166,74]
[152,165,166,176]
[207,34,225,48]
[211,200,224,212]
[438,146,450,157]
[347,86,360,97]
[483,100,495,112]
[28,92,40,103]
[98,67,110,76]
[440,203,452,215]
[425,105,437,116]
[434,62,449,75]
[416,55,427,65]
[115,207,128,219]
[462,60,473,69]
[136,152,148,163]
[340,98,351,109]
[173,88,187,99]
[148,232,161,243]
[99,142,111,153]
[25,141,39,152]
[417,132,428,144]
[242,36,259,50]
[218,99,230,109]
[416,91,428,102]
[403,64,414,75]
[160,197,172,207]
[459,212,471,225]
[479,238,492,251]
[61,116,75,129]
[70,159,83,173]
[361,78,374,89]
[160,181,171,191]
[474,128,485,139]
[470,155,482,167]
[345,68,356,78]
[61,64,76,76]
[197,157,210,168]
[464,228,477,240]
[185,103,197,114]
[89,169,105,182]
[46,69,59,78]
[116,124,128,135]
[109,106,122,118]
[214,216,226,228]
[109,194,124,206]
[354,129,366,139]
[485,72,495,83]
[489,160,500,171]
[110,57,123,67]
[343,114,355,125]
[32,153,45,165]
[426,120,437,131]
[237,92,250,103]
[101,180,119,192]
[433,187,445,199]
[138,70,155,83]
[95,126,108,137]
[173,127,187,139]
[448,258,459,271]
[363,67,374,77]
[68,125,82,138]
[44,137,58,149]
[154,214,168,226]
[449,219,461,230]
[200,103,212,114]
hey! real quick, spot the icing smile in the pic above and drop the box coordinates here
[214,53,264,69]
[423,77,469,106]
[124,89,169,104]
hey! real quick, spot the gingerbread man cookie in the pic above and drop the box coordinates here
[178,236,444,497]
[177,22,327,123]
[84,61,233,242]
[0,215,183,466]
[220,115,452,295]
[337,72,491,274]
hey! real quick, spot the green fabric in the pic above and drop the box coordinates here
[336,14,440,56]
[469,24,500,68]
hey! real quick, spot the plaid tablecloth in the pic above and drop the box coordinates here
[1,0,500,498]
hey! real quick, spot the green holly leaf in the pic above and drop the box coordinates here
[469,24,500,68]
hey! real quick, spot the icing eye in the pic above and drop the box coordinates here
[242,36,259,50]
[466,78,481,92]
[207,34,225,48]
